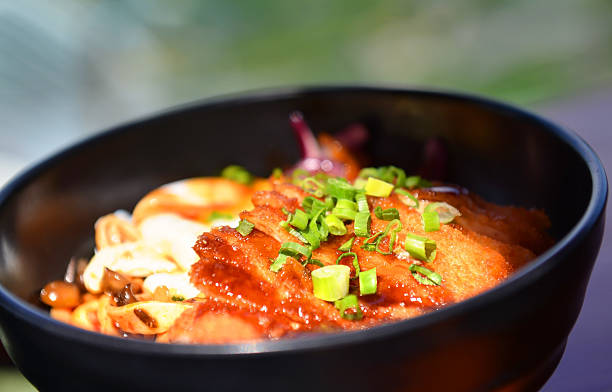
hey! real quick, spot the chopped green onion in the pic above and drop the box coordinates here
[324,196,335,211]
[303,258,325,267]
[358,167,379,179]
[221,165,254,185]
[208,211,234,222]
[378,166,406,187]
[312,265,350,301]
[312,209,329,241]
[404,233,437,262]
[300,226,321,250]
[359,268,377,295]
[171,295,185,302]
[338,237,355,252]
[289,209,309,230]
[364,177,394,197]
[326,178,356,200]
[334,294,363,321]
[302,197,327,217]
[361,232,382,251]
[395,188,419,208]
[325,214,347,236]
[375,219,402,255]
[422,210,440,232]
[353,178,367,189]
[409,264,442,286]
[271,167,283,178]
[374,206,400,221]
[335,199,357,211]
[291,168,309,184]
[373,206,382,218]
[270,253,289,272]
[301,177,326,198]
[309,207,326,232]
[336,252,360,278]
[236,219,255,236]
[405,175,432,189]
[279,242,312,259]
[354,212,371,237]
[424,202,461,224]
[355,192,369,213]
[280,222,308,244]
[331,207,357,221]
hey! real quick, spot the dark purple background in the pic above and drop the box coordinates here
[539,87,612,391]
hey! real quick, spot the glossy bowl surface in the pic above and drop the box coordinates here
[0,86,606,392]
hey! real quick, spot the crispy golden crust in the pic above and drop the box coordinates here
[181,185,552,343]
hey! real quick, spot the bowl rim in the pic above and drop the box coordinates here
[0,84,607,357]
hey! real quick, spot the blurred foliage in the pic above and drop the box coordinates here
[1,0,611,154]
[104,0,612,103]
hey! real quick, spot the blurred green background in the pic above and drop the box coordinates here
[1,0,611,165]
[0,0,611,390]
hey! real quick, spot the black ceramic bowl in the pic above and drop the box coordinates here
[0,87,606,392]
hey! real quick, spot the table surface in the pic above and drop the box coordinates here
[0,88,610,391]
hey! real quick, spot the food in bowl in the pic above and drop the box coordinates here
[39,113,553,344]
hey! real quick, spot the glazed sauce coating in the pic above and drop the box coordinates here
[182,184,551,343]
[40,281,80,308]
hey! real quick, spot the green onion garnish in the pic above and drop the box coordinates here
[354,212,371,237]
[236,219,255,236]
[353,178,367,189]
[221,165,254,185]
[364,177,394,197]
[303,258,325,267]
[374,206,400,221]
[395,188,419,208]
[280,220,308,243]
[361,231,382,251]
[171,295,185,302]
[404,233,437,262]
[279,242,312,259]
[301,177,326,198]
[300,226,321,250]
[405,175,432,189]
[325,214,347,236]
[424,202,461,224]
[270,253,289,272]
[331,207,357,221]
[326,178,356,200]
[291,168,309,184]
[422,210,440,232]
[302,196,327,217]
[358,167,379,179]
[409,264,442,286]
[271,167,283,178]
[324,196,335,210]
[338,237,355,252]
[375,219,402,255]
[289,209,309,230]
[335,199,357,211]
[313,210,329,241]
[355,192,369,213]
[377,166,406,187]
[336,252,360,278]
[312,265,350,301]
[334,294,363,321]
[359,268,377,295]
